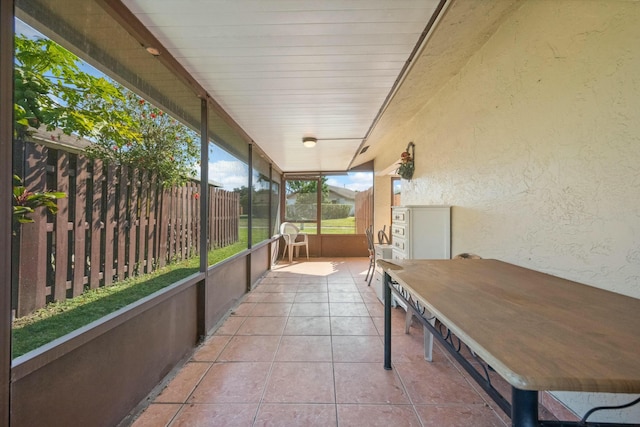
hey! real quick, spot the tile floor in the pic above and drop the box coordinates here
[129,258,551,427]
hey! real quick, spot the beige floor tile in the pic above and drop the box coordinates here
[330,316,378,336]
[217,335,280,362]
[289,302,330,317]
[263,362,335,404]
[231,303,255,316]
[327,283,359,292]
[334,362,410,404]
[297,277,328,285]
[327,277,357,285]
[236,316,287,336]
[243,292,266,302]
[388,332,449,364]
[135,259,557,427]
[192,335,231,362]
[361,292,380,303]
[155,362,211,403]
[275,335,333,362]
[260,292,296,303]
[365,301,385,317]
[329,292,364,303]
[294,292,328,303]
[254,403,337,427]
[283,316,331,336]
[329,302,370,316]
[337,404,422,427]
[256,284,300,293]
[394,361,485,405]
[414,404,507,427]
[189,362,270,403]
[372,311,420,336]
[296,284,328,293]
[214,316,246,335]
[170,403,258,427]
[131,403,181,427]
[249,302,293,317]
[332,335,383,363]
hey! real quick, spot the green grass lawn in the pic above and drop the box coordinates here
[11,219,361,359]
[12,240,250,359]
[322,216,356,234]
[288,217,357,234]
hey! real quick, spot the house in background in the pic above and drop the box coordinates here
[327,185,357,216]
[286,185,357,215]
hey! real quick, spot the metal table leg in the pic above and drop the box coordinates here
[384,271,392,370]
[512,388,539,427]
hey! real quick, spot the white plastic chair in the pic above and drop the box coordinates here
[279,222,309,263]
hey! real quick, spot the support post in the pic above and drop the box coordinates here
[246,143,253,292]
[0,2,14,425]
[197,98,209,340]
[383,271,392,370]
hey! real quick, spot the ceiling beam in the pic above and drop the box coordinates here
[348,0,449,169]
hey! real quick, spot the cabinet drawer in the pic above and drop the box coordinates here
[392,237,407,253]
[391,224,406,238]
[374,245,393,260]
[392,249,406,260]
[392,209,407,223]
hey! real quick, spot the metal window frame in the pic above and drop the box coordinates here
[0,2,15,426]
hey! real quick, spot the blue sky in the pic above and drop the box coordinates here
[326,172,373,192]
[206,145,373,192]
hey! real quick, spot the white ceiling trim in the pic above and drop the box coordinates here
[123,0,442,172]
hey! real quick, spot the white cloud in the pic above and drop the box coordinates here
[327,172,373,192]
[208,160,248,191]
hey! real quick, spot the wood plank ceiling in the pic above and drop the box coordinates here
[121,0,442,172]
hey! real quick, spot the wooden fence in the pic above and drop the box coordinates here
[354,187,374,235]
[13,141,239,318]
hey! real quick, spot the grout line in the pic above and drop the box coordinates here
[330,294,339,426]
[170,260,508,426]
[250,303,288,426]
[165,403,186,427]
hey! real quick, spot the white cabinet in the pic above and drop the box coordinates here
[373,244,393,304]
[391,205,451,260]
[390,205,451,362]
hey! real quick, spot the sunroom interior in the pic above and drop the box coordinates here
[1,0,640,426]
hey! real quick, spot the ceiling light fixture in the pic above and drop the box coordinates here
[145,46,160,56]
[302,137,317,148]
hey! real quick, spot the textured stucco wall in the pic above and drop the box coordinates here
[373,174,392,238]
[372,0,640,422]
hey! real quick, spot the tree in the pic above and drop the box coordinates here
[286,178,329,202]
[14,35,136,142]
[234,185,250,215]
[14,34,199,186]
[84,87,199,185]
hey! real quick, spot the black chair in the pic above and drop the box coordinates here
[364,225,375,285]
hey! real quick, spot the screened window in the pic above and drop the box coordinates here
[206,142,248,266]
[284,178,318,234]
[320,172,373,234]
[11,19,201,358]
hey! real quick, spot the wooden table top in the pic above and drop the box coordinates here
[379,259,640,393]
